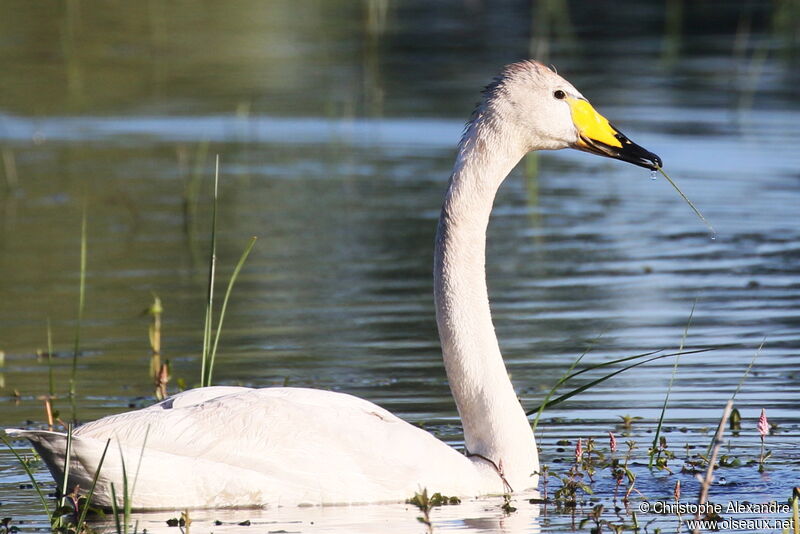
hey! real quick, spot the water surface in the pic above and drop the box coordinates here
[1,1,799,532]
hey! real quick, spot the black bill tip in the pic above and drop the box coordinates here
[577,126,662,171]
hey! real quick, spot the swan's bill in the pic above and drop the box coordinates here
[567,97,662,170]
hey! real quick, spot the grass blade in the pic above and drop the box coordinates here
[708,340,766,457]
[116,440,130,534]
[111,482,122,534]
[525,347,715,415]
[547,346,717,384]
[206,236,258,386]
[696,400,733,515]
[70,207,87,420]
[129,425,150,501]
[76,438,111,528]
[731,338,764,401]
[200,156,220,387]
[531,337,597,432]
[648,301,695,469]
[0,434,51,516]
[656,166,715,238]
[61,424,73,512]
[548,349,662,385]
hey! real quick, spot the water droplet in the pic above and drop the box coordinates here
[710,233,717,241]
[650,170,657,180]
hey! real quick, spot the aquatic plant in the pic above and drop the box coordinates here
[552,439,593,509]
[649,303,693,470]
[580,503,628,534]
[621,440,639,502]
[528,347,714,419]
[695,400,734,519]
[581,437,604,483]
[655,166,715,238]
[531,343,592,431]
[165,511,192,531]
[617,414,642,434]
[199,156,220,388]
[783,487,800,534]
[729,408,742,433]
[68,208,87,422]
[145,295,168,400]
[605,437,639,503]
[553,466,592,509]
[0,430,110,533]
[758,408,771,473]
[650,436,675,474]
[609,458,625,504]
[407,489,460,533]
[729,341,763,437]
[36,321,61,429]
[501,492,517,514]
[199,156,258,388]
[535,464,551,507]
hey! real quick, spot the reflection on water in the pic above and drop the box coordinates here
[1,1,799,532]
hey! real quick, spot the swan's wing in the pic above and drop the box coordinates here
[9,387,495,509]
[4,386,253,492]
[150,385,253,409]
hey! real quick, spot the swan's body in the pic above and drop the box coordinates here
[8,61,659,510]
[12,387,502,509]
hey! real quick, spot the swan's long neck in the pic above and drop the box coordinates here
[434,113,538,490]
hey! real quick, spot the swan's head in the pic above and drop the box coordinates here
[477,60,661,170]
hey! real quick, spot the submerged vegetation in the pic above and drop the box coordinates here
[527,341,795,534]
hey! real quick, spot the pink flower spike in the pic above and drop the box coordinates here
[609,431,617,453]
[757,409,769,438]
[575,438,583,463]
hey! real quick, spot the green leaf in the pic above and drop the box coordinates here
[76,439,111,529]
[526,347,715,415]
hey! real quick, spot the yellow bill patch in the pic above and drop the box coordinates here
[567,98,622,148]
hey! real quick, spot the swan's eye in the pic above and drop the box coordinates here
[553,90,566,100]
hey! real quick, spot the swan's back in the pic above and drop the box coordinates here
[10,387,498,509]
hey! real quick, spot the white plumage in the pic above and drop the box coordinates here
[11,387,499,509]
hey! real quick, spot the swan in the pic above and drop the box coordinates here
[7,60,660,510]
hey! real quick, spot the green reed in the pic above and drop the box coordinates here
[200,156,258,387]
[69,207,87,422]
[1,430,110,533]
[526,347,715,416]
[648,301,695,469]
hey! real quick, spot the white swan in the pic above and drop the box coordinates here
[7,60,660,510]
